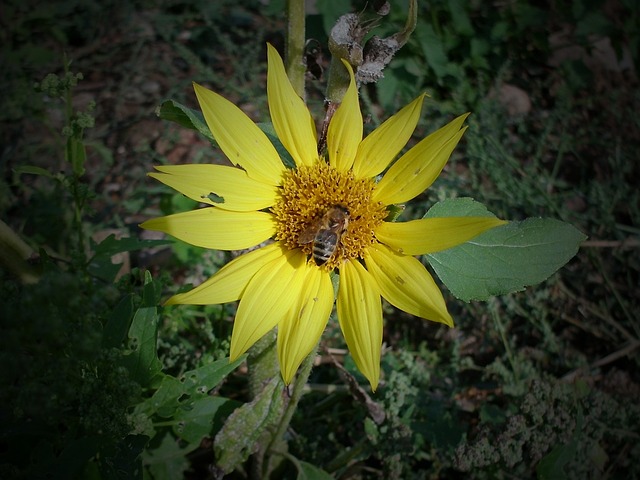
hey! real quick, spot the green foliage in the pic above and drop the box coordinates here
[0,269,142,478]
[425,198,587,301]
[317,0,639,110]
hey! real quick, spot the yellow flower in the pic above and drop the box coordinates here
[141,44,506,390]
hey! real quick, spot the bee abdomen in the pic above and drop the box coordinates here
[312,231,338,265]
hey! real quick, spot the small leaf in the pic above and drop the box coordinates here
[173,396,239,444]
[93,234,172,257]
[296,460,334,480]
[120,305,162,386]
[138,375,185,418]
[257,122,295,168]
[180,356,245,399]
[156,99,215,144]
[537,407,583,479]
[14,165,57,178]
[103,294,135,348]
[120,272,163,386]
[143,431,192,480]
[447,0,474,36]
[415,24,449,79]
[536,441,577,480]
[425,198,586,301]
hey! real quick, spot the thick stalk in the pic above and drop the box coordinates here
[286,0,306,100]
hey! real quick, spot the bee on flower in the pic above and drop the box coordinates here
[141,44,506,390]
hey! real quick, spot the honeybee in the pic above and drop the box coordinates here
[299,206,350,265]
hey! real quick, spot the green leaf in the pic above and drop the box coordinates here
[425,198,587,301]
[139,375,185,418]
[376,67,401,111]
[136,357,245,419]
[180,356,246,399]
[103,294,135,348]
[425,197,495,218]
[156,99,215,144]
[120,272,163,386]
[173,396,239,444]
[88,236,171,283]
[121,305,162,386]
[415,24,449,80]
[143,431,192,480]
[93,234,172,257]
[214,376,285,474]
[537,407,583,479]
[296,460,334,480]
[447,0,474,36]
[257,122,295,168]
[13,165,57,178]
[536,437,578,480]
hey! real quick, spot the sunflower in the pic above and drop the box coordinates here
[141,44,506,390]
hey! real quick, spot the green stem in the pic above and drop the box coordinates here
[286,0,306,100]
[325,55,351,104]
[265,347,316,461]
[61,60,86,258]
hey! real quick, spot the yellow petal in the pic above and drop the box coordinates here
[193,82,285,185]
[230,249,307,360]
[150,164,278,212]
[376,217,508,255]
[352,94,425,179]
[327,60,362,172]
[140,208,276,250]
[278,266,334,384]
[373,113,470,205]
[165,243,284,306]
[266,44,319,167]
[336,259,382,391]
[364,243,453,327]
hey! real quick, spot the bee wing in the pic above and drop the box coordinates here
[298,224,319,244]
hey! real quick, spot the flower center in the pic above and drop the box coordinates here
[271,162,387,270]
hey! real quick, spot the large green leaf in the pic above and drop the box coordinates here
[424,198,587,301]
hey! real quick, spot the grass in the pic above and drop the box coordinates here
[1,0,638,478]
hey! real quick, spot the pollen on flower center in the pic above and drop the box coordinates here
[271,162,387,270]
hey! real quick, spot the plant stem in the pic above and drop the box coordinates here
[286,0,306,100]
[265,347,316,461]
